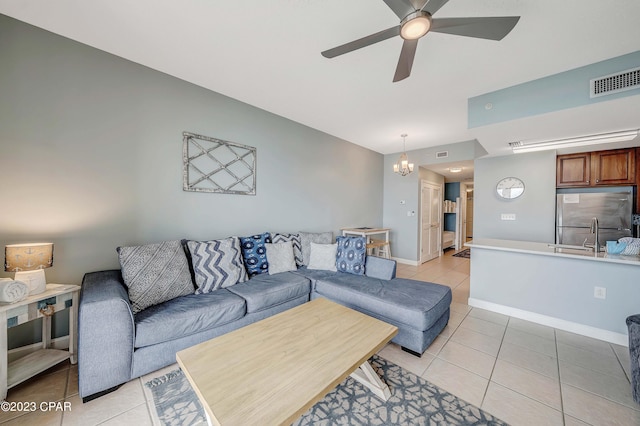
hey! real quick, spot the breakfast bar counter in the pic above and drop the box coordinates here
[465,238,640,345]
[466,238,640,266]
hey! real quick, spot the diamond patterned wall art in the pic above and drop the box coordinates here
[183,132,256,195]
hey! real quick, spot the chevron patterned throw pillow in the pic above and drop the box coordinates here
[186,237,248,293]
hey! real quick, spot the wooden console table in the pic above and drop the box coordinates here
[0,284,80,400]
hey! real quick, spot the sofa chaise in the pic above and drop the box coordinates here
[78,235,451,402]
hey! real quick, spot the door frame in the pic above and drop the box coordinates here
[420,179,443,263]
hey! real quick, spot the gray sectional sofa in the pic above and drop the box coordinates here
[78,253,451,402]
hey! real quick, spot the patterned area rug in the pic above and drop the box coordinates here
[146,355,507,426]
[453,248,471,259]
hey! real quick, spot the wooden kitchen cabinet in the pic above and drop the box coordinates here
[592,148,636,185]
[556,153,591,187]
[557,148,636,187]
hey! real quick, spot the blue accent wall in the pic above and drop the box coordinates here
[468,51,640,128]
[445,182,460,201]
[444,183,460,232]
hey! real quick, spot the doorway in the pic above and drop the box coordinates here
[457,182,473,247]
[465,186,474,240]
[420,180,442,263]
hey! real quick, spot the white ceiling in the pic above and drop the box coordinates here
[2,0,640,158]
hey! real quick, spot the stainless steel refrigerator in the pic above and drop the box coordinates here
[556,189,633,247]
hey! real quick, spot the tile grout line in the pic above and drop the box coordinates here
[479,315,509,410]
[610,342,632,384]
[554,328,569,426]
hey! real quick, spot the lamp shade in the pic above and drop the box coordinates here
[5,243,54,272]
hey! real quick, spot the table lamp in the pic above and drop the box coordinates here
[4,243,54,295]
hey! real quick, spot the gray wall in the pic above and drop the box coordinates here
[0,16,383,346]
[383,140,486,262]
[473,151,557,243]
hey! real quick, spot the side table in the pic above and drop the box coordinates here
[0,284,80,400]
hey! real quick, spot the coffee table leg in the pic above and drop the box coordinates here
[349,361,391,401]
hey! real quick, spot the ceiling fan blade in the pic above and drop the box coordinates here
[419,0,450,15]
[430,16,520,40]
[393,39,419,82]
[321,26,400,58]
[383,0,418,19]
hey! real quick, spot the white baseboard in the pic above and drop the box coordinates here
[8,336,70,363]
[468,298,628,347]
[392,257,419,266]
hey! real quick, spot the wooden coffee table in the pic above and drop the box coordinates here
[176,298,398,426]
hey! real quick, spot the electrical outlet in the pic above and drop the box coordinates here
[594,286,606,299]
[500,213,516,221]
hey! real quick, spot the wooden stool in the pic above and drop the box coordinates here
[366,239,391,259]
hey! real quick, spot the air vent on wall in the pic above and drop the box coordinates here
[590,67,640,98]
[436,151,449,159]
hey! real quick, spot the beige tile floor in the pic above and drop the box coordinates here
[1,249,638,425]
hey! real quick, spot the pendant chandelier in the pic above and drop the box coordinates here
[393,134,414,176]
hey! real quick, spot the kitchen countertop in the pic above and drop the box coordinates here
[466,238,640,266]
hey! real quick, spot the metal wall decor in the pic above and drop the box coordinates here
[183,132,256,195]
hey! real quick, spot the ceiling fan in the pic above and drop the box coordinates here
[321,0,520,82]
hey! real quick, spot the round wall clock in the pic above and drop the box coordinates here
[496,177,525,199]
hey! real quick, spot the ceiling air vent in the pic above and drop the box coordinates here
[590,67,640,98]
[436,151,449,159]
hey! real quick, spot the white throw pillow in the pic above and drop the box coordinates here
[307,242,338,272]
[266,241,297,275]
[298,231,333,266]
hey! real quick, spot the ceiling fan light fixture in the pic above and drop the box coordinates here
[400,11,432,40]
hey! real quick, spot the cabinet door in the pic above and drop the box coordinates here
[557,153,591,187]
[592,148,636,185]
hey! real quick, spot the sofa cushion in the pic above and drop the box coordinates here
[294,267,341,290]
[266,242,297,275]
[186,237,248,294]
[335,236,366,275]
[298,231,333,266]
[227,272,310,314]
[240,233,271,277]
[314,275,451,331]
[307,243,337,271]
[134,289,246,348]
[117,240,194,314]
[271,233,303,266]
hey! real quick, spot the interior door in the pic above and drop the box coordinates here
[421,181,442,263]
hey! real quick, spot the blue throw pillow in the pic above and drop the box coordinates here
[240,233,272,277]
[335,236,366,275]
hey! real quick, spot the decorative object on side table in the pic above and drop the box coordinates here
[0,278,28,304]
[4,243,53,295]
